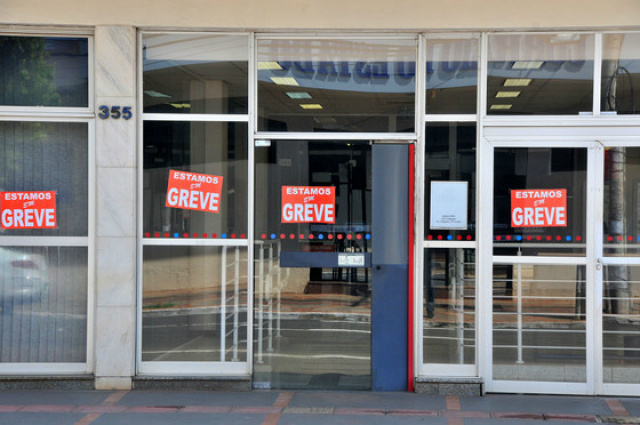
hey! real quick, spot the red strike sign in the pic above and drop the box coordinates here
[1,191,57,229]
[511,189,567,227]
[281,186,335,224]
[165,170,223,213]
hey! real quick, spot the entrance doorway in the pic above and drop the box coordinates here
[253,140,410,391]
[483,138,640,395]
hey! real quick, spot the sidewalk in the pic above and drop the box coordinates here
[0,389,639,425]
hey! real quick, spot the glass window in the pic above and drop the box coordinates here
[0,121,89,237]
[0,36,89,107]
[425,123,476,241]
[423,248,475,365]
[257,38,416,132]
[142,34,249,114]
[603,264,640,383]
[0,246,88,362]
[493,147,587,256]
[603,147,640,256]
[426,38,478,114]
[493,263,586,382]
[142,246,248,362]
[602,33,640,115]
[143,121,248,238]
[487,33,594,115]
[0,35,90,368]
[254,140,371,248]
[253,140,372,389]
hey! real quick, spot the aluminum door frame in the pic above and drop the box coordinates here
[479,137,600,395]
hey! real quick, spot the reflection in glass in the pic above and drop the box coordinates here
[602,33,640,115]
[254,141,372,390]
[142,246,248,362]
[423,248,475,365]
[143,121,248,237]
[254,252,371,390]
[0,121,89,237]
[602,149,640,377]
[493,147,587,256]
[257,39,416,132]
[426,38,478,114]
[487,34,594,115]
[603,147,640,256]
[493,264,586,382]
[142,34,249,114]
[0,36,89,107]
[425,123,476,241]
[0,246,87,362]
[603,265,640,383]
[255,140,371,247]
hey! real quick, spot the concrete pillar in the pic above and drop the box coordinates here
[93,25,137,390]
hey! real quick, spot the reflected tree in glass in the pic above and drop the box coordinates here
[0,37,61,106]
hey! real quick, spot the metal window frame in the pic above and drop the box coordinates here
[253,33,420,142]
[136,31,253,376]
[0,31,94,116]
[0,29,95,375]
[418,33,481,378]
[480,137,600,395]
[133,28,640,395]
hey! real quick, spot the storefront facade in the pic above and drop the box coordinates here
[1,0,640,395]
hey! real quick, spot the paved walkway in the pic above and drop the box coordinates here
[1,389,640,425]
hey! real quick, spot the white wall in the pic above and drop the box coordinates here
[3,0,640,31]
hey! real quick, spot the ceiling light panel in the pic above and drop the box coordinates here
[512,61,544,70]
[490,104,512,110]
[286,92,312,99]
[270,77,299,86]
[504,78,532,87]
[496,91,521,98]
[258,61,283,70]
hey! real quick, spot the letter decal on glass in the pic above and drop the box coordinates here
[165,170,224,213]
[0,191,57,229]
[511,189,567,227]
[281,186,335,224]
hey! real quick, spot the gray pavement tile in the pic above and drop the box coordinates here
[279,414,447,425]
[91,413,267,425]
[0,413,85,425]
[466,420,599,425]
[620,399,640,416]
[288,391,446,410]
[117,390,279,407]
[460,394,613,415]
[0,390,112,405]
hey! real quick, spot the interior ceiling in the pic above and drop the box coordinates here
[143,59,637,122]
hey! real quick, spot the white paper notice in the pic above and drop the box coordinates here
[430,181,468,230]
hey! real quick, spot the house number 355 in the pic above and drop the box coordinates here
[98,105,133,120]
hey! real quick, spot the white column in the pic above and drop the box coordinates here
[94,25,137,390]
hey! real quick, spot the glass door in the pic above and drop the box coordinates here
[599,143,640,396]
[483,138,640,396]
[253,140,373,390]
[483,141,597,395]
[253,139,411,391]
